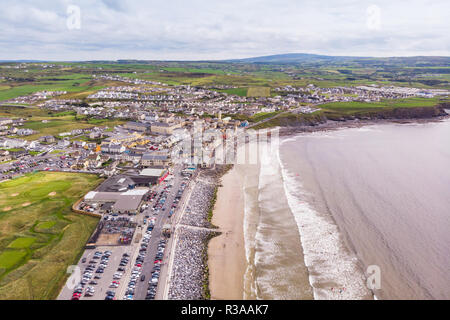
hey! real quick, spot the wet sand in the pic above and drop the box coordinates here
[208,165,247,300]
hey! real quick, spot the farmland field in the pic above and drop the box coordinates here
[247,87,271,97]
[319,97,446,114]
[0,172,103,300]
[0,106,125,140]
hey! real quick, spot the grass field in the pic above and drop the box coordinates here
[216,87,248,97]
[319,97,446,114]
[0,75,127,102]
[247,87,271,97]
[0,172,103,300]
[0,106,125,141]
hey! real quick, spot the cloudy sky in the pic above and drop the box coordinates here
[0,0,448,61]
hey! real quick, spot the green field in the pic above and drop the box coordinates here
[319,97,445,114]
[0,106,125,141]
[0,73,127,102]
[247,87,271,97]
[0,172,103,300]
[216,87,248,97]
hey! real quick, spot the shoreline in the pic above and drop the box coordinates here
[278,113,450,136]
[278,118,450,299]
[207,165,247,300]
[167,165,233,300]
[206,115,450,300]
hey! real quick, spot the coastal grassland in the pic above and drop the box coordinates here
[0,172,103,300]
[252,97,449,129]
[251,111,327,130]
[224,111,282,123]
[319,97,445,114]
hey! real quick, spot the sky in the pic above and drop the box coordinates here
[0,0,449,61]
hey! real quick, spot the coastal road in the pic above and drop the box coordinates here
[246,103,320,129]
[132,165,191,300]
[160,173,197,300]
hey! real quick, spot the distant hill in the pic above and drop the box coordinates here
[226,53,450,67]
[227,53,355,63]
[1,53,449,67]
[0,60,47,63]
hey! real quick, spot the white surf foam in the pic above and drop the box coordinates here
[277,142,373,300]
[242,174,258,300]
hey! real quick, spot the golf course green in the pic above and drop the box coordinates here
[0,171,103,299]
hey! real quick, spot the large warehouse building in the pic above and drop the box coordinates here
[84,188,149,214]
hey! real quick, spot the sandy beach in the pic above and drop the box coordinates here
[207,165,247,300]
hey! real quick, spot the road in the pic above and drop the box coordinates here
[160,172,198,300]
[246,104,319,129]
[121,164,194,300]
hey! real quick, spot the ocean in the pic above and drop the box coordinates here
[242,119,450,300]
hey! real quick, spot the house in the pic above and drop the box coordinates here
[73,140,87,148]
[7,148,27,157]
[70,150,82,159]
[0,118,13,126]
[124,121,151,134]
[71,129,83,136]
[150,121,182,135]
[141,152,171,167]
[104,132,142,144]
[86,142,97,150]
[121,152,142,163]
[84,154,100,168]
[0,138,27,149]
[57,139,71,148]
[101,143,126,154]
[71,160,85,170]
[84,154,110,169]
[28,140,42,150]
[89,131,103,140]
[141,113,159,122]
[16,128,34,136]
[39,135,56,143]
[0,150,11,162]
[158,114,175,123]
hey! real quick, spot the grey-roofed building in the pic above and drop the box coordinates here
[150,121,182,135]
[84,188,149,214]
[124,121,151,133]
[141,152,171,167]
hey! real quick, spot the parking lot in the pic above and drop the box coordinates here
[58,164,195,300]
[58,245,132,300]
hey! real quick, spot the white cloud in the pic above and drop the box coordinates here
[0,0,448,60]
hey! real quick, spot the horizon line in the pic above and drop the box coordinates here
[1,52,450,63]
